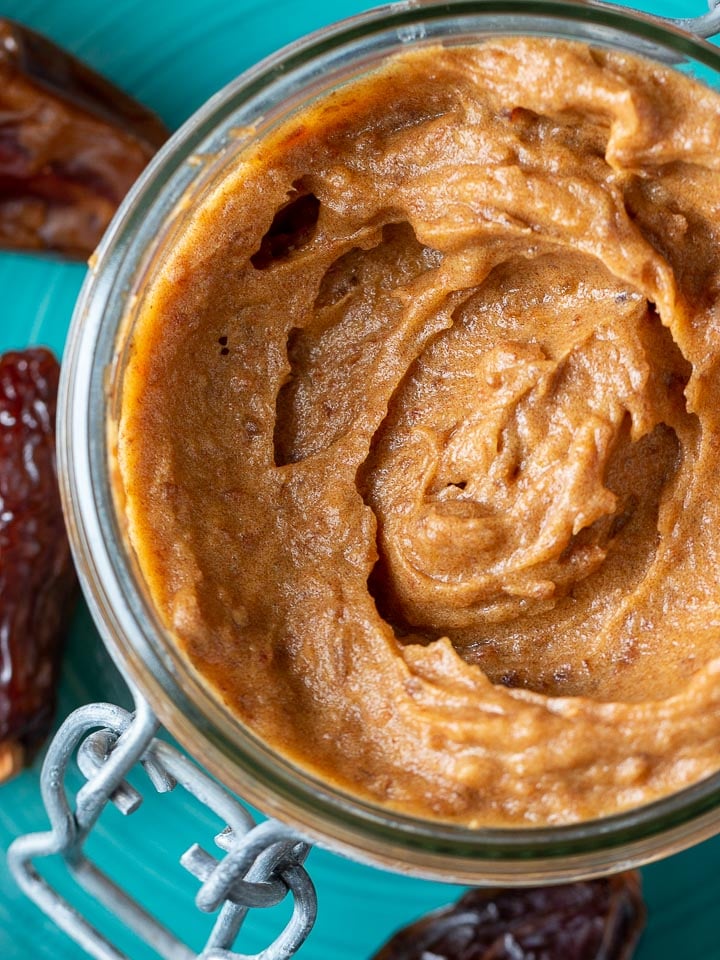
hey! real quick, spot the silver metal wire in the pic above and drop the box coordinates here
[6,692,316,960]
[669,0,720,39]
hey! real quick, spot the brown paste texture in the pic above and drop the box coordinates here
[118,39,720,826]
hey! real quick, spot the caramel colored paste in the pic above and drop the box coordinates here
[119,39,720,825]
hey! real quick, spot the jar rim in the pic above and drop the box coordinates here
[59,0,720,882]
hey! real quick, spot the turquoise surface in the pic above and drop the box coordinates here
[0,0,719,956]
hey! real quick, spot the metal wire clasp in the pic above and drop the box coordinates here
[611,0,720,39]
[6,694,317,960]
[668,0,720,39]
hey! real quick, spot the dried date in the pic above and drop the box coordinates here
[372,873,646,960]
[0,348,78,783]
[0,18,168,257]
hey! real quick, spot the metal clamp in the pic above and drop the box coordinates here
[666,0,720,39]
[613,0,720,39]
[6,693,317,960]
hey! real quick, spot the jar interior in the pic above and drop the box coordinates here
[63,0,720,881]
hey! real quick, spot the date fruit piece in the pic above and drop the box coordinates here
[372,874,646,960]
[0,18,168,257]
[0,349,77,783]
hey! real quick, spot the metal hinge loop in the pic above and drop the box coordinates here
[7,693,317,960]
[665,0,720,40]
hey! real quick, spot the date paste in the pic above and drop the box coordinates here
[118,39,720,825]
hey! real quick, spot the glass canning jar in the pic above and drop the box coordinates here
[59,0,720,885]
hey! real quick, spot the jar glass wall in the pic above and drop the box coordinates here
[59,0,720,883]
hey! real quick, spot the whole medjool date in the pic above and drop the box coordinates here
[372,874,645,960]
[0,18,168,257]
[0,348,77,782]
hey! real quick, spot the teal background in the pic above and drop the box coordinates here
[0,0,719,956]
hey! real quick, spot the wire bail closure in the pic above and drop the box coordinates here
[6,692,317,960]
[627,0,720,38]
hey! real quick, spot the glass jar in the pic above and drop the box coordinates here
[59,0,720,884]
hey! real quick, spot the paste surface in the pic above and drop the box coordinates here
[118,40,720,825]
